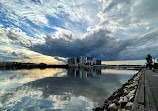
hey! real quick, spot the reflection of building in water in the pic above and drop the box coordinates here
[67,68,101,78]
[68,56,101,66]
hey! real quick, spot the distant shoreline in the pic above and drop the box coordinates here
[0,64,69,70]
[0,61,145,70]
[0,65,145,71]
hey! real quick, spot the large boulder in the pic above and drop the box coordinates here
[108,103,117,111]
[125,102,133,110]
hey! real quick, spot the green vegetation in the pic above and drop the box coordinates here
[146,54,153,70]
[154,69,158,73]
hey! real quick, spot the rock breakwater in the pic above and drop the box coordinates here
[94,70,142,111]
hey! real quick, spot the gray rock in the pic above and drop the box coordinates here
[108,103,117,111]
[119,97,124,103]
[123,96,128,102]
[125,102,133,110]
[129,95,134,102]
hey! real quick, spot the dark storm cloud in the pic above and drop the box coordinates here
[119,44,158,60]
[135,30,158,44]
[118,30,158,60]
[29,29,130,60]
[29,28,158,61]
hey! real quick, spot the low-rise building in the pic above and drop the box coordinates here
[96,60,101,65]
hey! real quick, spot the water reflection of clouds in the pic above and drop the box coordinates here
[102,69,138,75]
[102,69,138,86]
[0,68,66,91]
[0,86,94,111]
[24,69,134,108]
[48,95,94,110]
[0,68,138,111]
[0,86,43,110]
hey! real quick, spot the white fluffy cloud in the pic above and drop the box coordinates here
[0,0,101,32]
[0,0,158,61]
[96,0,158,38]
[0,27,41,47]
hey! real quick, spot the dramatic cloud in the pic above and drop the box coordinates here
[0,43,63,64]
[0,0,158,62]
[0,0,101,37]
[30,28,158,60]
[31,29,124,60]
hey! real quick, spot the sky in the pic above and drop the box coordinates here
[0,0,158,64]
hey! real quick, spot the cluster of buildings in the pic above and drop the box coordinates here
[68,56,101,66]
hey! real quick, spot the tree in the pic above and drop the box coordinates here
[146,54,153,69]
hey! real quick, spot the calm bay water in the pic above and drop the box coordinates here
[0,68,138,111]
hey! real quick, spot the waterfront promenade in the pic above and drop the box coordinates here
[145,70,158,111]
[132,69,158,111]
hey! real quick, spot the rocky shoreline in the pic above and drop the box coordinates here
[94,70,142,111]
